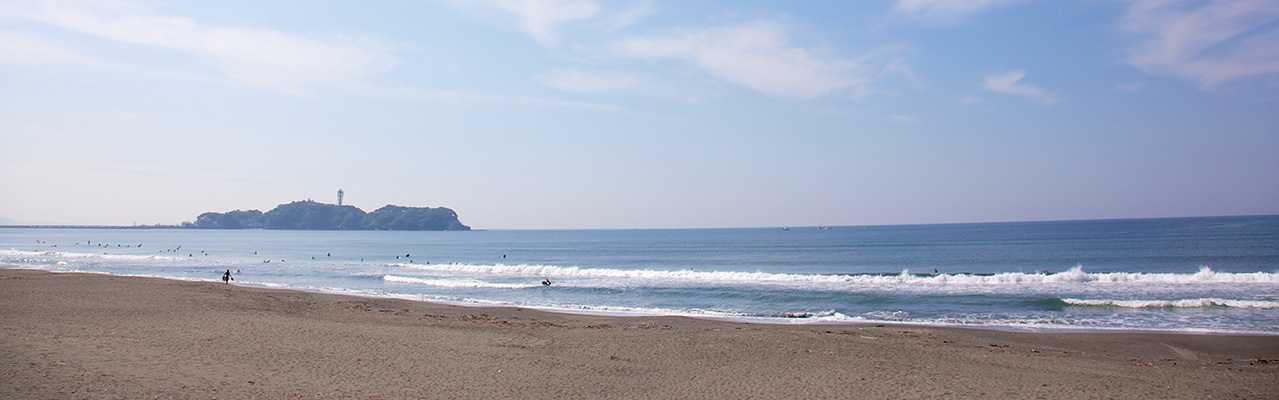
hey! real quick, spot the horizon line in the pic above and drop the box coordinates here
[3,213,1275,231]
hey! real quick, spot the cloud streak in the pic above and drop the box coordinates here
[3,0,399,91]
[614,21,879,99]
[0,30,88,65]
[467,0,599,46]
[1120,0,1279,88]
[983,70,1057,105]
[351,84,625,112]
[540,69,643,94]
[893,0,1017,22]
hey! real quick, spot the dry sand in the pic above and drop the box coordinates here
[2,268,1276,399]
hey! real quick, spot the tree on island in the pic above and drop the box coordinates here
[185,200,470,231]
[192,210,263,229]
[362,205,469,231]
[262,201,366,230]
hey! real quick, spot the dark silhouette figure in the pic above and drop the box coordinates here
[222,270,234,284]
[541,279,552,286]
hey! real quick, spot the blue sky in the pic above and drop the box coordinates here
[1,0,1277,229]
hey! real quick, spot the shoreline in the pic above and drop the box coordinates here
[3,268,1277,398]
[7,266,1278,336]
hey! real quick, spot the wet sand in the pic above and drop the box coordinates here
[2,268,1276,399]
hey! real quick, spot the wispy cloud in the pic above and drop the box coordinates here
[540,69,643,94]
[1115,82,1147,92]
[351,84,624,112]
[4,163,266,184]
[983,70,1057,105]
[889,114,917,123]
[465,0,599,46]
[2,0,399,91]
[893,0,1018,22]
[1120,0,1279,89]
[0,30,88,65]
[614,21,895,99]
[597,0,658,30]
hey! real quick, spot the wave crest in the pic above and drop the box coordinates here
[383,275,542,289]
[0,249,185,262]
[1061,298,1279,309]
[393,263,1278,285]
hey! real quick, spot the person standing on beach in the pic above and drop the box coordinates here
[222,269,234,285]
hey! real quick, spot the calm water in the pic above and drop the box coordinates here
[3,216,1277,334]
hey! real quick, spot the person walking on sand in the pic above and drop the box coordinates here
[222,269,234,285]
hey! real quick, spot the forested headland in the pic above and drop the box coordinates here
[185,201,470,231]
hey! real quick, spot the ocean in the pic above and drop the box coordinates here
[3,215,1277,334]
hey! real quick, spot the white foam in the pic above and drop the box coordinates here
[0,249,185,262]
[383,275,541,289]
[779,311,869,324]
[531,303,749,318]
[394,263,1278,286]
[1061,298,1279,309]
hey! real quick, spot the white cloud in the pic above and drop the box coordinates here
[614,21,877,99]
[1115,82,1147,92]
[983,70,1057,105]
[350,84,624,112]
[889,114,916,123]
[469,0,599,46]
[201,29,397,88]
[597,0,658,30]
[3,0,398,90]
[540,69,642,94]
[0,30,87,65]
[1120,0,1279,89]
[893,0,1017,22]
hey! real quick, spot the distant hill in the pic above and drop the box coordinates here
[186,200,470,231]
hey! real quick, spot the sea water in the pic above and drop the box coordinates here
[2,215,1277,334]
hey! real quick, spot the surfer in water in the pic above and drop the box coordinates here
[222,269,234,285]
[541,279,552,286]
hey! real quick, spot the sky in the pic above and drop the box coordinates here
[1,0,1277,229]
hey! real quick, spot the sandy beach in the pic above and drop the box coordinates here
[2,268,1276,399]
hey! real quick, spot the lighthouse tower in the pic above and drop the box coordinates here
[337,189,344,206]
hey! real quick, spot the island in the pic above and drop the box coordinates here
[184,200,470,231]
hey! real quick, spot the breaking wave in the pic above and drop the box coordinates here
[394,263,1278,285]
[1061,298,1279,309]
[0,249,185,262]
[383,275,542,289]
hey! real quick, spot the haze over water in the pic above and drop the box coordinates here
[4,215,1277,334]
